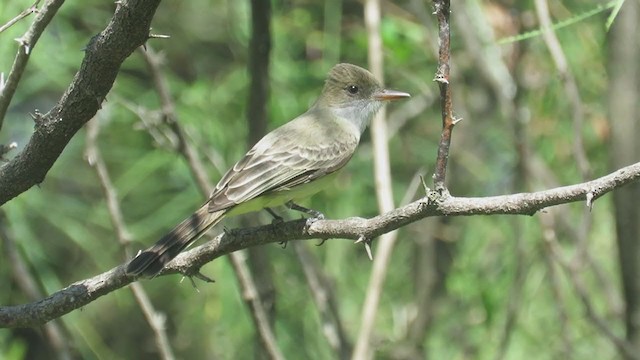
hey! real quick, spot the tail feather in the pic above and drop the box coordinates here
[126,205,226,277]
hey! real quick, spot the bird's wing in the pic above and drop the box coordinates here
[208,118,358,212]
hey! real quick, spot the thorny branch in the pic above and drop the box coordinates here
[0,0,162,205]
[0,0,63,131]
[432,0,455,192]
[1,161,639,328]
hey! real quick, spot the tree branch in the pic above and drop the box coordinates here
[0,0,42,35]
[0,0,60,131]
[1,161,638,328]
[0,0,161,205]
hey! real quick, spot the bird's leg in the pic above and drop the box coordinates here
[264,207,284,224]
[264,207,288,248]
[285,200,325,221]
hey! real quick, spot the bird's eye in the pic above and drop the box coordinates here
[346,85,359,94]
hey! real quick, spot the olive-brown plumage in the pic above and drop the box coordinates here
[126,63,410,277]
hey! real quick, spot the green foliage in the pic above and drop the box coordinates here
[0,0,624,359]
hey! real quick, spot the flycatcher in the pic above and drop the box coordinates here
[126,63,410,277]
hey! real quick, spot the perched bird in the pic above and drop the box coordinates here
[126,63,410,277]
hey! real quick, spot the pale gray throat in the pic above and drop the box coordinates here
[330,99,383,134]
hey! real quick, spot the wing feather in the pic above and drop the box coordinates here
[208,117,358,212]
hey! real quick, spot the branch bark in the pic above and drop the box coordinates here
[0,0,161,205]
[1,161,638,328]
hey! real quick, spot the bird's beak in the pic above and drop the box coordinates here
[374,89,411,101]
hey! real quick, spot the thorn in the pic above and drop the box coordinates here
[586,191,594,212]
[279,240,288,249]
[452,116,463,125]
[433,73,449,84]
[149,33,171,40]
[419,174,430,195]
[96,95,105,109]
[355,235,373,261]
[29,109,44,125]
[364,242,373,261]
[182,276,201,292]
[193,271,215,284]
[316,238,327,246]
[15,37,30,54]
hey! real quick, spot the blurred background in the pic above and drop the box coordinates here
[0,0,638,359]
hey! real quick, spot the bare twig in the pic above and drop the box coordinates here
[494,226,528,360]
[352,0,399,358]
[432,0,454,192]
[244,1,279,355]
[228,252,285,360]
[0,0,41,34]
[539,213,573,358]
[0,0,162,205]
[85,120,132,248]
[85,119,176,360]
[293,242,352,359]
[139,47,211,192]
[529,157,623,316]
[0,0,63,131]
[140,45,284,358]
[0,214,73,360]
[533,2,595,309]
[543,216,637,359]
[534,0,590,180]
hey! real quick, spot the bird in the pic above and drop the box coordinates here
[126,63,410,277]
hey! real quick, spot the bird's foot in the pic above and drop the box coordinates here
[264,207,285,224]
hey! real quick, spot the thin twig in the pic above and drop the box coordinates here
[352,0,398,358]
[0,0,162,206]
[534,0,591,180]
[0,0,64,131]
[293,242,352,359]
[539,213,573,358]
[139,45,285,358]
[431,0,454,192]
[529,157,622,316]
[0,214,73,360]
[139,47,211,192]
[533,1,595,310]
[245,0,279,354]
[228,252,285,360]
[0,0,41,34]
[1,161,639,328]
[494,226,528,360]
[543,218,637,359]
[85,119,176,360]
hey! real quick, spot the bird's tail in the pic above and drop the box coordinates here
[126,204,226,277]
